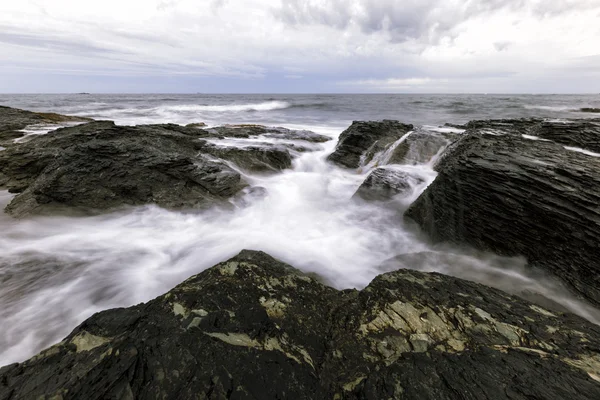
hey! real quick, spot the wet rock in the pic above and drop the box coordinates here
[200,143,293,173]
[186,122,208,128]
[205,124,331,143]
[0,106,91,146]
[387,130,451,165]
[531,119,600,153]
[0,121,248,217]
[327,120,414,169]
[2,250,600,399]
[353,168,424,201]
[406,119,600,306]
[580,108,600,113]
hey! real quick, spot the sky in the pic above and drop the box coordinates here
[1,0,600,93]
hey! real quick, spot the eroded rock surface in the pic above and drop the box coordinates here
[327,120,413,169]
[387,130,452,165]
[1,250,599,399]
[0,105,91,146]
[406,118,600,306]
[0,121,248,217]
[353,168,424,201]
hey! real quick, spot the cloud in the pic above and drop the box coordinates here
[0,0,599,92]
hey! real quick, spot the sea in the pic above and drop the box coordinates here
[1,93,599,366]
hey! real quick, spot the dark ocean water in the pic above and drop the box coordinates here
[1,93,599,130]
[1,93,600,366]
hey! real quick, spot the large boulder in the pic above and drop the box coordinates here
[406,119,600,306]
[0,121,248,217]
[0,105,91,146]
[353,168,424,201]
[200,143,293,173]
[1,250,599,399]
[327,120,413,169]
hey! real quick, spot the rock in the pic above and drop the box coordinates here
[353,168,424,201]
[200,143,293,173]
[580,108,600,113]
[0,106,92,146]
[204,124,331,143]
[327,120,414,169]
[386,130,452,165]
[186,122,208,128]
[531,119,600,153]
[406,119,600,305]
[2,250,600,399]
[0,121,248,217]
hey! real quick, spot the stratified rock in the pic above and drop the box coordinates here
[0,121,248,217]
[205,124,331,143]
[200,143,293,173]
[406,119,600,305]
[531,119,600,153]
[387,130,452,165]
[1,250,599,399]
[0,106,92,146]
[327,120,413,169]
[353,168,424,201]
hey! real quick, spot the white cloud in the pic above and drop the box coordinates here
[0,0,599,92]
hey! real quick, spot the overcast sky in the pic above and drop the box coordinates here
[2,0,600,93]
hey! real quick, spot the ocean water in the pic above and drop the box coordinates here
[0,94,599,366]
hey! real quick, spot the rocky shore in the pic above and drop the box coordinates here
[1,106,600,398]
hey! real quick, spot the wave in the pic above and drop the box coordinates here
[158,101,292,113]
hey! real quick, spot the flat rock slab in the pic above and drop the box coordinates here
[406,118,600,306]
[2,250,600,399]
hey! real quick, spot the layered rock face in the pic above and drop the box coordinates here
[406,119,600,305]
[0,106,91,146]
[0,115,328,217]
[1,250,599,400]
[353,168,424,201]
[327,120,413,168]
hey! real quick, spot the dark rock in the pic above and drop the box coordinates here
[531,119,600,153]
[2,250,600,399]
[200,143,293,173]
[354,168,424,201]
[0,121,248,217]
[406,119,600,305]
[327,120,413,169]
[387,130,452,165]
[186,122,208,128]
[0,106,92,146]
[580,108,600,113]
[205,124,330,143]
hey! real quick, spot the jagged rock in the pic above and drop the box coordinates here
[353,168,424,201]
[387,130,451,165]
[0,106,91,146]
[1,250,599,399]
[0,121,248,217]
[200,143,293,173]
[406,119,600,306]
[204,125,330,143]
[186,122,208,128]
[327,120,414,169]
[531,119,600,153]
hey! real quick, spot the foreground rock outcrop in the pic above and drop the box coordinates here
[406,118,600,306]
[327,120,413,168]
[1,250,599,399]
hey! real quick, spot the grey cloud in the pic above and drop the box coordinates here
[0,31,131,57]
[276,0,597,45]
[494,41,512,51]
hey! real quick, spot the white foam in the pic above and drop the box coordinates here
[1,124,599,367]
[522,134,550,141]
[422,125,466,134]
[158,101,291,113]
[564,146,600,157]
